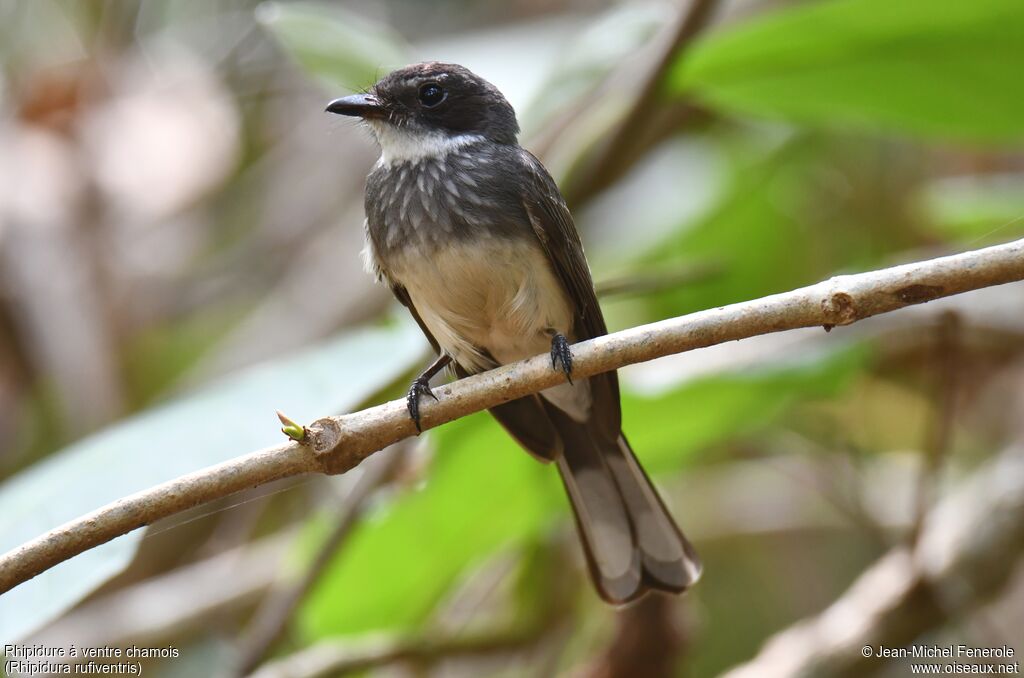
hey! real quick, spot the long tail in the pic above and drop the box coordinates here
[550,409,702,603]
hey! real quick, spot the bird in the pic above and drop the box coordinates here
[326,62,701,603]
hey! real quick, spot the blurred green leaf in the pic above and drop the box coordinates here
[0,317,426,642]
[635,134,918,320]
[670,0,1024,143]
[914,173,1024,243]
[299,411,558,637]
[257,1,408,92]
[639,140,816,318]
[298,343,868,638]
[124,306,246,406]
[624,343,870,472]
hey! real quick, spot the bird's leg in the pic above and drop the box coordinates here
[549,331,573,385]
[407,354,451,432]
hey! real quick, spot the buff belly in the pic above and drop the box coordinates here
[383,235,592,421]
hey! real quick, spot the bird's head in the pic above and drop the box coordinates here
[326,62,519,162]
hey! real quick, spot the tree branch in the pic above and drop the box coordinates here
[721,441,1024,678]
[1,238,1022,596]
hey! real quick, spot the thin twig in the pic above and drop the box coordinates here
[759,437,891,549]
[594,260,723,299]
[1,237,1022,595]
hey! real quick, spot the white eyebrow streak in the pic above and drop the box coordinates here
[368,122,485,165]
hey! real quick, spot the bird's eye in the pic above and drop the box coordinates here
[418,83,446,108]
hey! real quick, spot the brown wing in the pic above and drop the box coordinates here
[518,150,607,341]
[517,149,621,439]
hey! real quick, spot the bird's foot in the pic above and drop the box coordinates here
[550,333,573,385]
[407,376,438,433]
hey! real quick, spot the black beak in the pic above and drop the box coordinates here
[325,93,383,118]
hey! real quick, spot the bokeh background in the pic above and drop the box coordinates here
[2,0,1024,676]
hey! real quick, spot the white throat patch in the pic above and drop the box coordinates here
[368,122,485,166]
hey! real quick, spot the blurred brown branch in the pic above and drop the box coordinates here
[561,0,721,206]
[23,451,922,658]
[583,593,687,678]
[721,441,1024,678]
[1,237,1022,596]
[910,311,961,545]
[246,538,572,678]
[28,531,295,655]
[233,448,406,677]
[246,625,546,678]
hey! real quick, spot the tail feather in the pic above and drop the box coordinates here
[607,435,702,592]
[547,407,702,604]
[556,440,643,602]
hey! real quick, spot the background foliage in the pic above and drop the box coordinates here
[1,0,1023,676]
